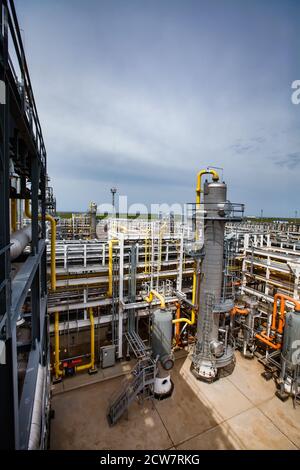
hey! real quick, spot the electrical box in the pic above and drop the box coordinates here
[100,345,116,368]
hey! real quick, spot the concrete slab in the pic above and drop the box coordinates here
[227,352,276,406]
[154,371,218,446]
[176,423,242,450]
[51,376,172,450]
[102,360,134,380]
[61,369,105,393]
[177,355,253,422]
[50,353,299,450]
[222,407,297,450]
[258,397,300,448]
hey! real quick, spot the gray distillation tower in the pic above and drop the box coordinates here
[191,178,243,381]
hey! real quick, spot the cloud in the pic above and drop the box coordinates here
[14,0,300,215]
[275,152,300,169]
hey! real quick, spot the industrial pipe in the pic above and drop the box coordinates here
[255,332,282,350]
[108,239,119,297]
[271,293,300,334]
[172,302,196,326]
[230,306,250,316]
[196,168,219,205]
[174,302,181,346]
[11,198,17,232]
[10,225,32,260]
[25,199,57,291]
[256,294,300,349]
[54,311,63,380]
[145,289,166,309]
[76,307,96,373]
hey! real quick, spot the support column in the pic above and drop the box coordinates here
[118,235,124,358]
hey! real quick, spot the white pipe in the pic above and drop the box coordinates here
[28,364,45,450]
[10,224,32,260]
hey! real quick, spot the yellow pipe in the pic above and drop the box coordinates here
[11,198,17,232]
[145,289,166,309]
[25,199,57,291]
[76,307,95,372]
[54,311,63,379]
[196,168,219,204]
[172,303,196,326]
[108,239,118,297]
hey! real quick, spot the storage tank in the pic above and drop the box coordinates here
[282,310,300,367]
[152,308,174,398]
[152,308,174,370]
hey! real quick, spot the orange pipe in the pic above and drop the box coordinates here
[230,306,249,316]
[256,294,300,350]
[255,333,281,350]
[175,302,181,345]
[271,294,300,334]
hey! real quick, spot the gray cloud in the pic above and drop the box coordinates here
[14,0,300,215]
[275,152,300,169]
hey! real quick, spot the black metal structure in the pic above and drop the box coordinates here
[0,0,49,449]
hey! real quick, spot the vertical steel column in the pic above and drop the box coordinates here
[118,235,124,358]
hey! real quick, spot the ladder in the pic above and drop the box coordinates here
[111,256,119,351]
[107,357,156,426]
[125,331,150,359]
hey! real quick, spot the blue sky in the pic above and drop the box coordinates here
[15,0,300,215]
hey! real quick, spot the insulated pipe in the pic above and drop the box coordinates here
[25,199,57,291]
[76,307,96,373]
[145,289,166,309]
[108,239,119,297]
[10,225,32,260]
[11,198,17,232]
[54,311,63,380]
[28,364,45,450]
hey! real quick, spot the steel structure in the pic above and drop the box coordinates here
[0,0,49,449]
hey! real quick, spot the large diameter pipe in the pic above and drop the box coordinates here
[28,364,45,450]
[10,225,32,260]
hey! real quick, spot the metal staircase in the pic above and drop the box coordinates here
[107,357,156,426]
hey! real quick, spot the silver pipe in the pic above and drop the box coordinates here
[10,224,32,260]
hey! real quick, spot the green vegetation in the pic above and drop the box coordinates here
[245,217,300,223]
